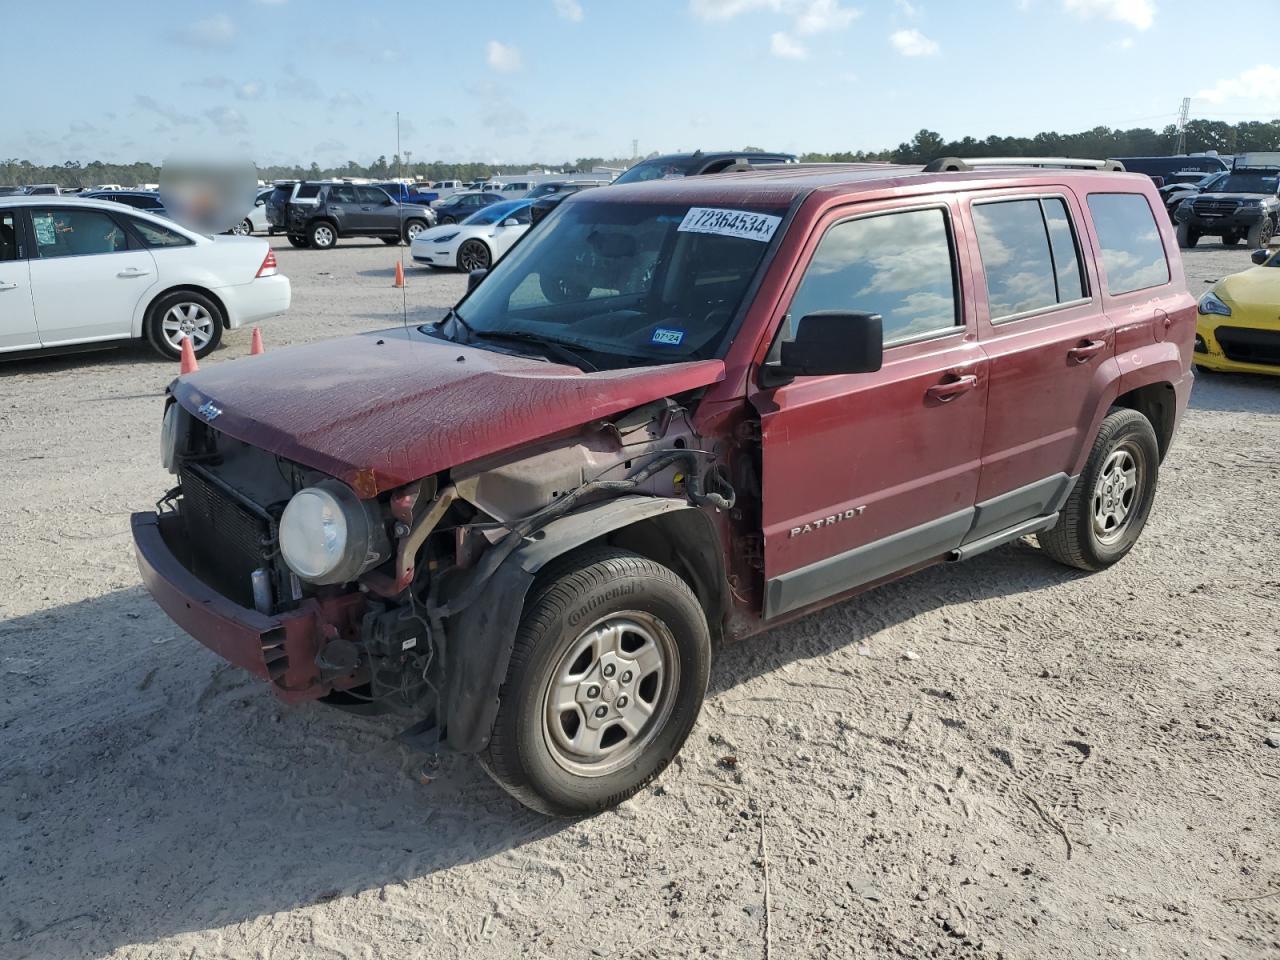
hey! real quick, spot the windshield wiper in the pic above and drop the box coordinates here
[470,330,599,372]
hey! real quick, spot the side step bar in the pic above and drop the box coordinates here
[947,513,1059,563]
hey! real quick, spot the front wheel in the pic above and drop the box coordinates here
[381,237,401,246]
[1247,217,1274,249]
[457,238,491,272]
[287,234,309,248]
[1175,223,1200,248]
[145,290,224,360]
[231,218,253,236]
[1037,409,1160,572]
[404,219,428,243]
[481,549,711,817]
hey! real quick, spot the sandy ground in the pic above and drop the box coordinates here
[2,237,1278,960]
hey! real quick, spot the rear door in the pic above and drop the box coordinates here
[0,208,38,351]
[752,198,988,619]
[961,190,1115,538]
[26,206,157,345]
[324,184,359,232]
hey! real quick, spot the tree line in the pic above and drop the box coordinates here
[6,118,1280,187]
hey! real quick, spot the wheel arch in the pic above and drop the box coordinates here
[137,284,231,338]
[1113,380,1178,460]
[439,496,726,754]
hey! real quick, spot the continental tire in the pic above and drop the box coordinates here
[481,548,711,817]
[1037,409,1160,572]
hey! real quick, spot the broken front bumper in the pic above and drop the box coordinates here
[131,511,366,704]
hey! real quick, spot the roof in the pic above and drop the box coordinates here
[0,194,134,212]
[581,162,1152,209]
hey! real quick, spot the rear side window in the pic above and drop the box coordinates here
[296,184,322,200]
[973,197,1086,320]
[128,217,192,248]
[1086,193,1170,295]
[788,207,960,344]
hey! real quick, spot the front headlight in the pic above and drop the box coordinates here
[1198,290,1232,317]
[433,232,459,243]
[160,403,181,474]
[279,480,388,585]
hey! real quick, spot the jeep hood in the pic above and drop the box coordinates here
[172,327,725,496]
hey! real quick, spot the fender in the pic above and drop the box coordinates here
[1116,339,1186,396]
[1069,355,1123,477]
[440,495,720,754]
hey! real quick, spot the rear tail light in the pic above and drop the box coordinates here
[256,249,278,278]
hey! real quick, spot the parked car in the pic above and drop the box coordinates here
[0,186,25,197]
[23,184,61,195]
[431,190,505,224]
[1173,155,1280,248]
[82,189,169,220]
[524,180,606,200]
[1195,245,1280,374]
[1158,172,1225,220]
[612,150,796,185]
[1109,155,1229,185]
[131,160,1193,816]
[374,181,440,206]
[0,196,289,361]
[229,188,277,236]
[265,181,328,244]
[410,199,533,271]
[277,182,436,249]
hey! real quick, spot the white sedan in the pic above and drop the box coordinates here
[410,199,533,272]
[229,188,276,237]
[0,196,290,361]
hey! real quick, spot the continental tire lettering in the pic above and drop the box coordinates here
[567,582,638,626]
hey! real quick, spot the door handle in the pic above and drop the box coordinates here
[1067,339,1106,363]
[0,281,17,291]
[926,374,978,402]
[117,269,151,278]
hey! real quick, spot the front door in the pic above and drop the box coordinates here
[752,200,988,619]
[26,206,157,345]
[0,209,38,351]
[355,186,395,234]
[961,190,1116,538]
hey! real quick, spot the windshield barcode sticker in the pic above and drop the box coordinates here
[678,207,781,243]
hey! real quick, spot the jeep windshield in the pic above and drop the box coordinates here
[433,199,787,370]
[1212,173,1279,195]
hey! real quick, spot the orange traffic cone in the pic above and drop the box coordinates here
[393,261,405,288]
[179,336,199,375]
[250,327,265,355]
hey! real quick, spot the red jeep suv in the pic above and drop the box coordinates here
[133,159,1194,815]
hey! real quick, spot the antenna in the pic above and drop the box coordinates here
[397,111,408,336]
[1175,97,1191,155]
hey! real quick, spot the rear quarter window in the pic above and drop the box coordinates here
[1086,193,1170,295]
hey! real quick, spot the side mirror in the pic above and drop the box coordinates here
[1251,248,1270,265]
[467,268,488,293]
[501,218,520,227]
[771,311,883,381]
[254,199,265,207]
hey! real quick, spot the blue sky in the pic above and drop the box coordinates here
[6,0,1279,167]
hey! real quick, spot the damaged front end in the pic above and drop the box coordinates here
[133,391,734,751]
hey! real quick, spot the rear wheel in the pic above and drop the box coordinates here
[1247,217,1274,249]
[308,221,337,250]
[1037,409,1160,572]
[457,238,491,272]
[231,218,253,237]
[1176,223,1200,248]
[145,290,224,360]
[287,234,308,248]
[381,237,401,245]
[481,549,711,817]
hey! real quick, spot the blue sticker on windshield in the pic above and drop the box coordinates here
[652,328,684,346]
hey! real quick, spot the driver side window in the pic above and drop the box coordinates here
[788,207,960,344]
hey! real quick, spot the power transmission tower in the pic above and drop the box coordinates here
[1175,97,1190,155]
[632,139,639,160]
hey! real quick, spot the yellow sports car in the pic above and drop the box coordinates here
[1196,247,1280,375]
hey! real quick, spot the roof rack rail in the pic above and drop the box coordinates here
[923,157,1127,173]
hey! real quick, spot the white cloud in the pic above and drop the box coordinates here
[236,81,263,101]
[204,105,247,135]
[553,0,584,21]
[690,0,775,19]
[890,28,938,56]
[486,40,523,73]
[1196,65,1280,104]
[174,13,236,49]
[793,0,859,33]
[770,31,808,58]
[1062,0,1154,31]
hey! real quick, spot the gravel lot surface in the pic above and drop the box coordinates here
[2,238,1278,960]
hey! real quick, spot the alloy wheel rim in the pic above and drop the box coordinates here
[314,225,334,247]
[541,611,679,778]
[233,219,251,236]
[162,303,215,352]
[406,222,424,241]
[458,242,488,271]
[1092,445,1141,544]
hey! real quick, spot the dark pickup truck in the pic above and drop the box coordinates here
[1173,157,1280,248]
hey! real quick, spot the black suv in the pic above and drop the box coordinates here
[612,150,796,186]
[1173,157,1280,248]
[269,181,436,249]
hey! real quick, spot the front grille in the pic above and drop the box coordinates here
[1193,199,1241,217]
[180,464,277,609]
[1215,326,1280,366]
